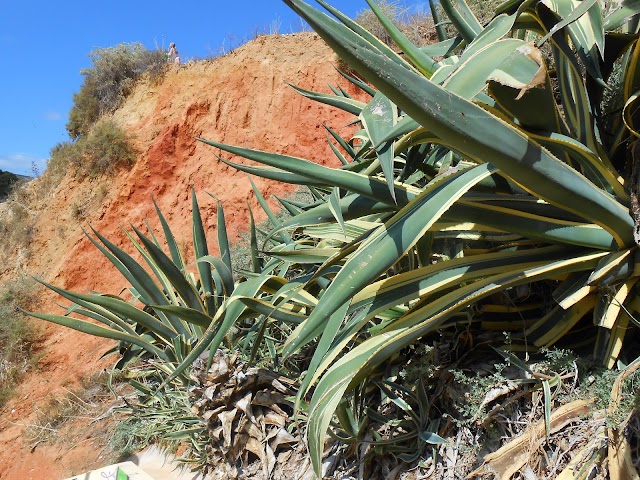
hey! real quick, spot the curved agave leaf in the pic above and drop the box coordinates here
[288,84,366,115]
[23,309,169,361]
[199,138,419,205]
[360,91,398,201]
[300,246,573,399]
[539,0,605,84]
[35,279,177,342]
[282,163,497,357]
[131,225,205,312]
[306,249,606,474]
[191,189,215,315]
[603,0,640,31]
[284,0,634,248]
[364,0,438,77]
[83,227,189,337]
[439,0,483,43]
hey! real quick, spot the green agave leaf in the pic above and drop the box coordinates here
[335,67,377,97]
[446,201,615,249]
[460,14,517,63]
[528,132,626,201]
[235,296,307,324]
[316,0,405,63]
[360,91,398,201]
[289,84,366,115]
[65,305,137,335]
[216,156,325,186]
[282,163,497,357]
[199,138,419,206]
[603,0,640,31]
[247,203,261,274]
[444,39,539,101]
[119,227,182,310]
[284,0,634,247]
[214,195,232,276]
[131,225,205,312]
[22,309,169,361]
[487,77,561,133]
[526,294,597,346]
[152,197,185,271]
[247,176,291,245]
[328,187,348,240]
[381,116,421,143]
[439,0,483,43]
[191,189,215,316]
[160,274,284,386]
[36,279,177,342]
[538,0,598,45]
[151,305,213,328]
[429,0,447,42]
[623,90,640,137]
[306,249,605,475]
[364,0,438,77]
[539,7,602,155]
[266,244,343,263]
[324,124,357,159]
[303,220,377,243]
[552,271,593,308]
[280,193,394,229]
[325,133,349,166]
[303,247,572,398]
[539,0,605,83]
[421,37,463,57]
[604,308,632,368]
[193,255,234,297]
[83,227,188,337]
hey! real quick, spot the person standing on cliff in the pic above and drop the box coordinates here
[168,43,179,63]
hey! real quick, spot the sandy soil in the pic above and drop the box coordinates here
[0,32,363,479]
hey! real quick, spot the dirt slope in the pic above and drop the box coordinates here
[0,32,361,479]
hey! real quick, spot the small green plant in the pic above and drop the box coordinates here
[76,120,137,176]
[25,372,125,447]
[0,275,39,405]
[0,170,19,199]
[0,182,36,252]
[355,0,435,47]
[67,43,166,139]
[48,120,136,180]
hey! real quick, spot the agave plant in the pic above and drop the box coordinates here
[24,187,299,385]
[27,0,640,476]
[196,0,640,476]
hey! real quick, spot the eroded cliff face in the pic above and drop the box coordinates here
[0,32,361,479]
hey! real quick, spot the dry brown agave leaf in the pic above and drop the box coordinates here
[219,407,238,450]
[607,361,640,480]
[189,350,304,477]
[469,399,595,479]
[235,391,257,424]
[556,422,607,480]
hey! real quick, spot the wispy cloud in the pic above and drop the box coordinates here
[0,154,47,176]
[42,111,63,121]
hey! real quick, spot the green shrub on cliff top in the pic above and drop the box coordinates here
[67,43,166,139]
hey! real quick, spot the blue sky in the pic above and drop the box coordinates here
[1,1,427,176]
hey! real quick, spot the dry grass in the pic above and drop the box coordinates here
[0,275,40,406]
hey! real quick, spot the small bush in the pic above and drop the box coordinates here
[0,170,19,199]
[67,78,101,140]
[0,182,36,250]
[54,120,137,178]
[0,275,39,406]
[355,1,436,47]
[77,120,137,176]
[67,43,166,139]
